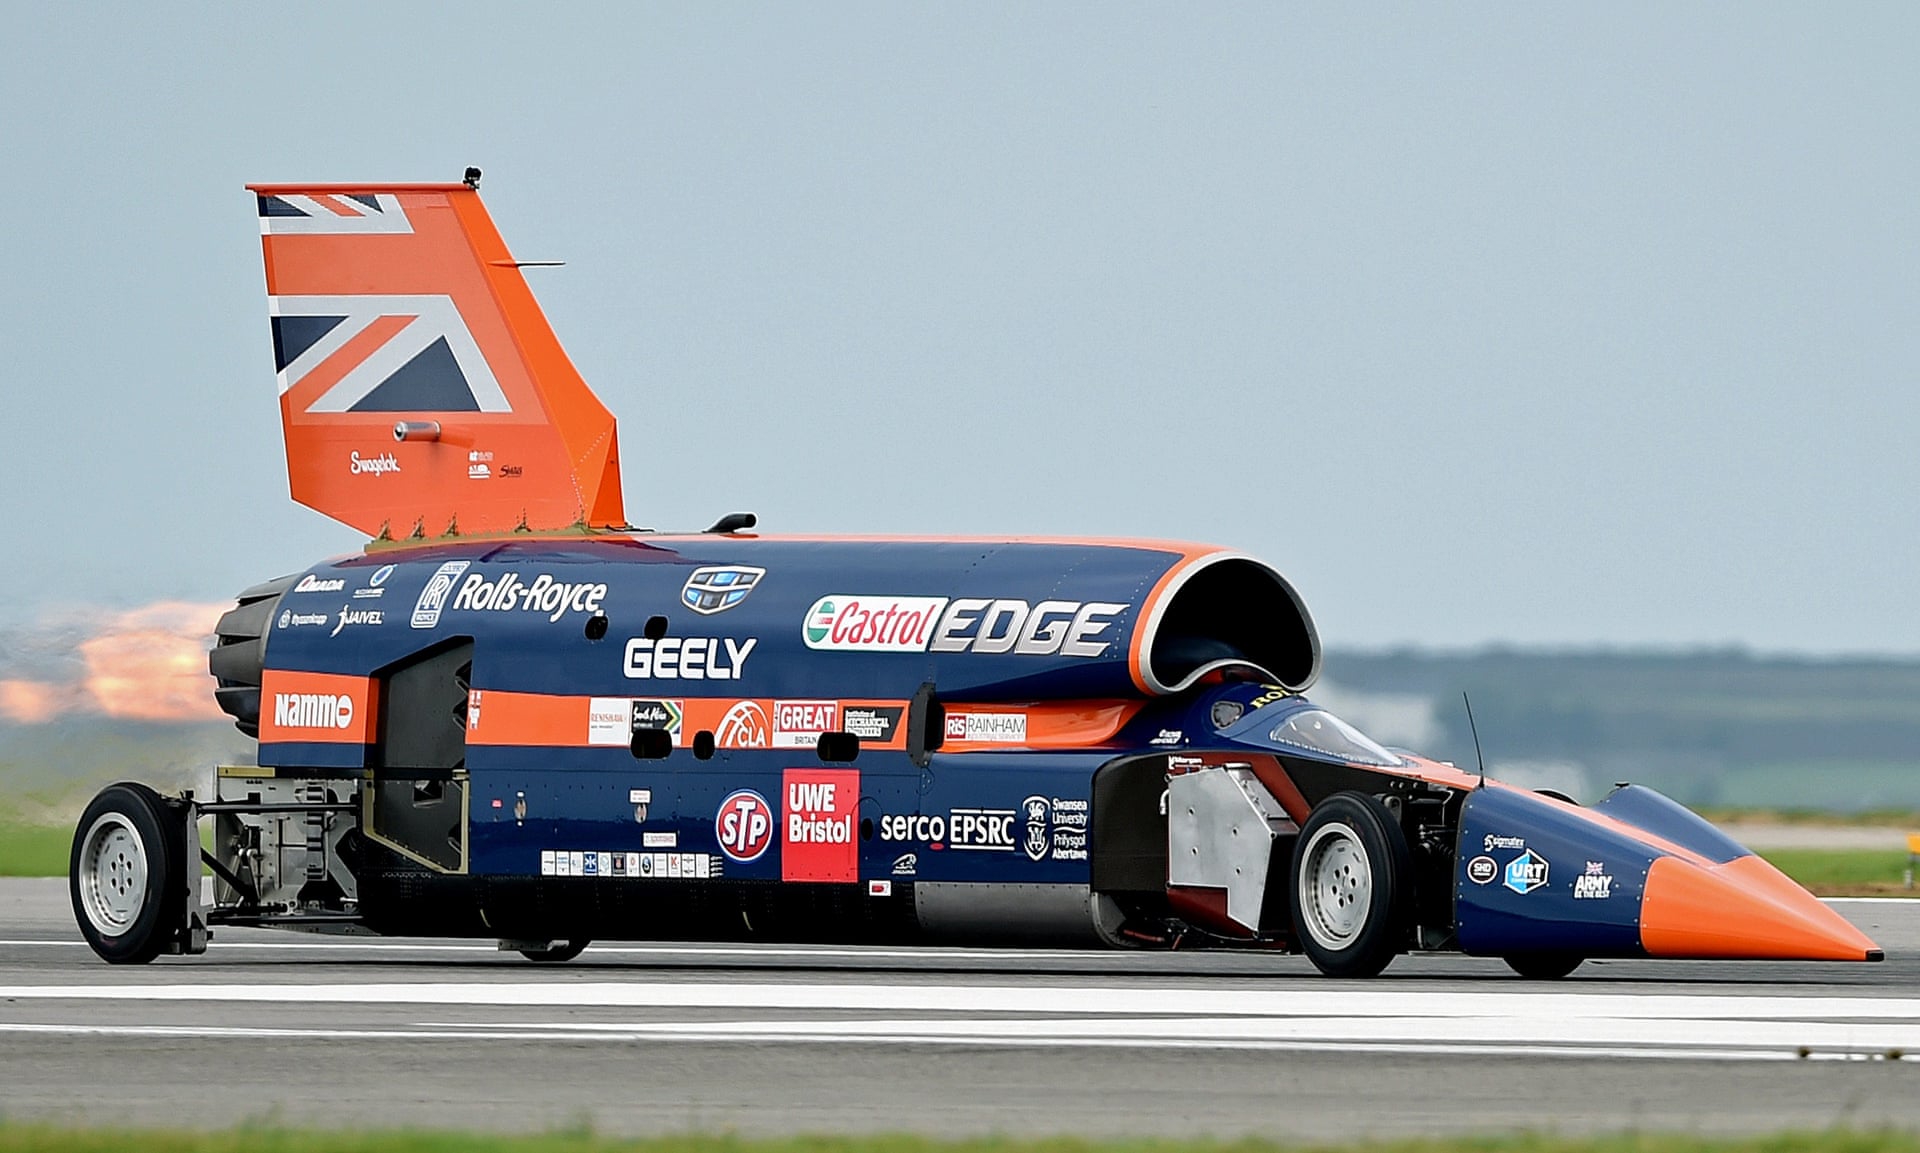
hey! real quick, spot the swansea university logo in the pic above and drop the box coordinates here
[681,566,765,615]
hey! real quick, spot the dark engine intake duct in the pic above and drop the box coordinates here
[1141,555,1320,693]
[209,574,298,737]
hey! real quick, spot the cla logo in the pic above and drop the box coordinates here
[715,789,773,862]
[411,560,471,629]
[714,701,770,748]
[1504,849,1549,895]
[1466,855,1498,884]
[1022,795,1051,862]
[682,566,765,615]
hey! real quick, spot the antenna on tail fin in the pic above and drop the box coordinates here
[249,173,624,538]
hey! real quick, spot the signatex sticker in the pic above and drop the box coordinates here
[782,768,859,883]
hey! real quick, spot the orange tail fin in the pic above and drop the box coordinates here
[251,179,624,538]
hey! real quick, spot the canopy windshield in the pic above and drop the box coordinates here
[1264,706,1403,767]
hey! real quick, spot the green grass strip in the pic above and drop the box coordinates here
[0,821,70,877]
[1756,848,1913,889]
[2,1134,1920,1153]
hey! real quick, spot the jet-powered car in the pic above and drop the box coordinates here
[69,176,1881,976]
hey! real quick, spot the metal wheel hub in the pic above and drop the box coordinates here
[1299,821,1372,950]
[78,813,149,936]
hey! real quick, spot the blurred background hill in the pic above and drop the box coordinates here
[1318,649,1920,812]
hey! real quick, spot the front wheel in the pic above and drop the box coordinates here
[70,783,185,965]
[1289,792,1413,978]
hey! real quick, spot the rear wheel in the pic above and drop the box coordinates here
[70,783,184,965]
[1504,953,1585,979]
[1289,792,1412,978]
[519,939,589,963]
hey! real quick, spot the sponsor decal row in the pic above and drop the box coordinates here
[410,560,610,629]
[410,564,764,633]
[1465,835,1615,899]
[877,794,1088,862]
[717,769,861,883]
[540,849,717,879]
[348,449,522,481]
[585,698,906,750]
[464,449,523,481]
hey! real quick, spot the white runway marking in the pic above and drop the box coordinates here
[0,1012,1889,1058]
[2,980,1919,1059]
[1,980,1915,1020]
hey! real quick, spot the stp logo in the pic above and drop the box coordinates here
[715,789,774,862]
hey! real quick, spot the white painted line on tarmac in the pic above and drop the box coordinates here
[433,1012,1920,1052]
[0,1019,1896,1063]
[0,980,1913,1021]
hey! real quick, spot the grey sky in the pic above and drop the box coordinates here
[1,5,1913,654]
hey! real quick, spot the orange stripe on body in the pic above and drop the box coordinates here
[464,690,586,747]
[459,692,1138,753]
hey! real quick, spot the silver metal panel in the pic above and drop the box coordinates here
[912,881,1123,947]
[1167,765,1294,931]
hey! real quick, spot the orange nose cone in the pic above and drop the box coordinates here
[1640,854,1883,961]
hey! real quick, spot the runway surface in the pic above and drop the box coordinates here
[4,878,1920,1137]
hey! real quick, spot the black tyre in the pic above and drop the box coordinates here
[1504,953,1585,980]
[70,783,185,965]
[519,939,589,963]
[1289,791,1413,978]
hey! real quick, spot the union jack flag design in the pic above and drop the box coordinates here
[269,294,510,414]
[257,193,413,235]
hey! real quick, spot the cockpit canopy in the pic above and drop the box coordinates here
[1218,693,1404,767]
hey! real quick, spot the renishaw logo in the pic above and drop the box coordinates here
[802,596,1130,658]
[272,692,354,730]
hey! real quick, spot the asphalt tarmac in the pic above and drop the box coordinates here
[4,878,1920,1138]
